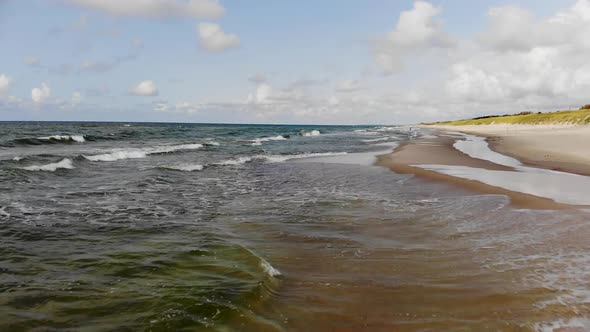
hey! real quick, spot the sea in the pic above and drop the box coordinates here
[0,122,588,331]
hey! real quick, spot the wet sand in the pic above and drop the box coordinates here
[428,124,590,176]
[376,134,572,209]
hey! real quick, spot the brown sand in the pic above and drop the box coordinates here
[428,124,590,176]
[376,135,572,210]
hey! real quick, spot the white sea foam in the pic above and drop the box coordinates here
[83,143,203,162]
[38,135,85,143]
[162,164,204,172]
[262,152,347,163]
[251,135,287,146]
[362,137,390,143]
[12,156,23,161]
[204,141,220,146]
[84,150,147,162]
[301,130,320,137]
[215,156,253,166]
[375,126,399,132]
[534,318,590,332]
[22,158,74,172]
[259,259,281,278]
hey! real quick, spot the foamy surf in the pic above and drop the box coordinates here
[215,156,253,166]
[22,158,74,172]
[251,135,287,146]
[214,152,348,166]
[362,137,390,143]
[161,164,204,172]
[259,258,281,278]
[83,143,204,162]
[261,152,347,163]
[38,135,86,143]
[300,130,320,137]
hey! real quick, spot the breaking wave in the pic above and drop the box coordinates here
[300,130,320,137]
[251,135,288,146]
[83,143,203,162]
[215,156,253,166]
[7,135,86,146]
[22,158,74,172]
[214,152,349,166]
[161,164,204,172]
[362,137,390,143]
[38,135,86,143]
[259,258,281,278]
[261,152,347,163]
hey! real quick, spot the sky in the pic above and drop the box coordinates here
[0,0,589,124]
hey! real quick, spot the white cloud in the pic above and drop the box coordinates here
[154,101,201,113]
[130,80,159,96]
[445,0,590,107]
[197,23,240,52]
[32,83,51,104]
[335,79,363,93]
[374,1,452,74]
[247,83,272,104]
[0,74,12,96]
[388,1,449,47]
[66,0,224,19]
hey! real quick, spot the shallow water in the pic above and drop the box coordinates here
[0,122,589,331]
[416,133,590,205]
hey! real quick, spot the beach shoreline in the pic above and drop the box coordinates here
[376,124,590,209]
[424,124,590,176]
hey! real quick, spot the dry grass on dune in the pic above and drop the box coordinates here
[427,106,590,126]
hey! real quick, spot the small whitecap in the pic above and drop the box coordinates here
[22,158,74,172]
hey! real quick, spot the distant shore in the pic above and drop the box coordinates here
[425,124,590,176]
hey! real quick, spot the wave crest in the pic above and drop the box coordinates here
[300,130,320,137]
[161,164,204,172]
[215,156,253,166]
[22,158,74,172]
[38,135,86,143]
[83,143,203,162]
[251,135,287,146]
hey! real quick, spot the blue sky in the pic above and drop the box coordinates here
[1,0,588,124]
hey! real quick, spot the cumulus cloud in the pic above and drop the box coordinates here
[197,23,240,52]
[130,80,159,96]
[335,79,363,93]
[445,0,590,106]
[365,0,590,123]
[154,101,202,113]
[0,74,12,96]
[32,83,51,104]
[66,0,224,19]
[247,83,272,104]
[374,1,452,73]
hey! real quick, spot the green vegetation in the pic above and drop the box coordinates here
[428,107,590,126]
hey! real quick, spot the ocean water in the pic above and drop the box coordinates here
[0,122,588,331]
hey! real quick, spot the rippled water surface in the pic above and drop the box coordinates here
[0,122,588,331]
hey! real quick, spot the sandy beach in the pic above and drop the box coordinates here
[377,124,590,209]
[429,124,590,176]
